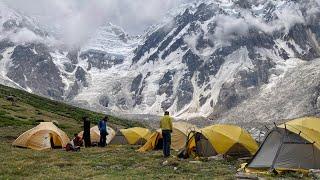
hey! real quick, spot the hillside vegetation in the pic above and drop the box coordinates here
[0,84,143,134]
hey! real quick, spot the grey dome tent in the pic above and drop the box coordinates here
[246,127,320,173]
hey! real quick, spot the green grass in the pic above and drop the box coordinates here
[0,128,311,179]
[0,127,239,179]
[0,84,144,133]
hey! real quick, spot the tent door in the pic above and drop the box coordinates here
[49,133,62,149]
[226,143,251,157]
[109,132,129,145]
[195,133,217,157]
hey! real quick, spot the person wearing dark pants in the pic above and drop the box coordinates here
[98,116,109,147]
[83,116,91,147]
[160,111,173,158]
[162,130,171,157]
[100,131,107,147]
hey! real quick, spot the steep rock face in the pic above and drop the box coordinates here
[80,50,124,70]
[219,58,320,126]
[0,5,138,103]
[72,0,320,121]
[114,0,320,119]
[158,70,176,110]
[0,39,14,52]
[7,43,64,99]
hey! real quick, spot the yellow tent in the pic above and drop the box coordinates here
[246,117,320,173]
[138,122,198,152]
[78,126,116,144]
[184,124,258,157]
[109,127,151,145]
[12,122,70,150]
[279,116,320,149]
[137,129,162,152]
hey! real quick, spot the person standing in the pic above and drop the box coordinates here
[83,116,91,147]
[160,111,173,158]
[98,116,109,147]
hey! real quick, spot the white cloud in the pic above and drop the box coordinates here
[212,1,311,45]
[274,4,305,32]
[213,15,249,45]
[9,28,42,44]
[3,0,192,47]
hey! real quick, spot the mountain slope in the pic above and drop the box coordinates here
[219,58,320,126]
[75,0,320,121]
[0,0,320,125]
[0,84,143,131]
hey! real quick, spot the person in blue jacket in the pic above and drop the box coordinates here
[98,115,109,147]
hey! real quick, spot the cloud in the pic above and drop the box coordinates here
[214,15,249,44]
[212,1,312,45]
[274,3,305,32]
[9,28,43,44]
[3,0,192,47]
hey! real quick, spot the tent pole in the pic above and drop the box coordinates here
[312,143,316,169]
[273,122,277,128]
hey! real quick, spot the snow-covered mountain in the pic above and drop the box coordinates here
[1,0,320,125]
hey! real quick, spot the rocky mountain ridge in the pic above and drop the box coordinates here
[0,0,320,125]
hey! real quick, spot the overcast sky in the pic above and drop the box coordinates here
[3,0,193,35]
[3,0,195,47]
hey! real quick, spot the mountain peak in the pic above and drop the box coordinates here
[0,0,320,126]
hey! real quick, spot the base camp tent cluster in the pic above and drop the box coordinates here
[138,123,258,159]
[13,124,150,149]
[12,116,320,175]
[138,122,198,152]
[78,126,116,145]
[12,122,70,150]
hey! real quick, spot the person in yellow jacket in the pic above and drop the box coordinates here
[160,111,173,157]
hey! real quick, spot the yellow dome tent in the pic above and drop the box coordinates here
[184,124,258,157]
[109,127,151,145]
[246,117,320,173]
[12,122,70,150]
[78,126,116,144]
[138,122,198,152]
[279,116,320,149]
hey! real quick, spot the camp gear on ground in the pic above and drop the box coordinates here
[109,127,151,145]
[83,118,91,147]
[182,124,258,158]
[160,115,173,131]
[66,141,80,152]
[73,135,83,147]
[246,117,320,174]
[162,130,171,157]
[78,126,115,145]
[138,122,198,152]
[12,122,70,150]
